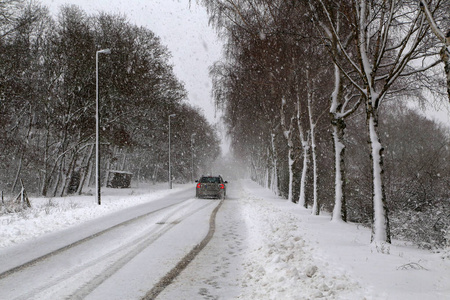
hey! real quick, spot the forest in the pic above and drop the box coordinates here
[197,0,450,248]
[0,1,221,197]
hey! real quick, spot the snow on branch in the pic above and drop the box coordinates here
[418,0,446,43]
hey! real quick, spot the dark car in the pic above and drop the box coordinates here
[195,175,228,199]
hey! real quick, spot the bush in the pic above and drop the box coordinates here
[390,202,450,249]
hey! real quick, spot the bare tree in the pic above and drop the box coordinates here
[311,0,447,243]
[308,0,364,222]
[418,0,450,101]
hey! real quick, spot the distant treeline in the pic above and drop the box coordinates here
[0,1,221,197]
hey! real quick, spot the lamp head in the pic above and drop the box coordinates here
[98,48,111,54]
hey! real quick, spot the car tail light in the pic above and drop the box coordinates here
[197,183,202,189]
[219,184,225,189]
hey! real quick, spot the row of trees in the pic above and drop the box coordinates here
[197,0,449,246]
[0,1,221,197]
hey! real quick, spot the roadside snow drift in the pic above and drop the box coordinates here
[240,180,450,300]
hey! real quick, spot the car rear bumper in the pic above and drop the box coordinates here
[196,190,224,198]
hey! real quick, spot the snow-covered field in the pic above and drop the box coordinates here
[0,183,188,248]
[1,180,449,299]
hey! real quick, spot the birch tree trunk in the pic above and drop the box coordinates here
[329,63,349,222]
[281,97,296,203]
[270,133,279,196]
[306,70,319,215]
[445,43,450,101]
[298,145,309,208]
[367,106,391,244]
[296,79,310,207]
[309,110,319,215]
[331,119,347,222]
[265,147,270,189]
[287,148,294,202]
[296,92,309,208]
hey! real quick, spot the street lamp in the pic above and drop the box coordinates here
[96,48,111,205]
[191,133,197,182]
[168,114,176,189]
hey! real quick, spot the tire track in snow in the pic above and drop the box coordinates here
[0,198,188,281]
[11,199,203,300]
[66,199,218,300]
[142,198,224,300]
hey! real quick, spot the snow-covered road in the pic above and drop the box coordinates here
[0,189,220,299]
[0,181,449,299]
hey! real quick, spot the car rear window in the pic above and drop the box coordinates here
[200,177,221,183]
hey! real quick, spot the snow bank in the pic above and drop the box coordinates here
[239,188,366,299]
[240,180,450,300]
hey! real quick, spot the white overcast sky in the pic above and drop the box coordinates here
[41,0,223,124]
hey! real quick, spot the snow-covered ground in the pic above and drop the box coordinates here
[0,183,188,248]
[239,181,450,300]
[1,180,449,299]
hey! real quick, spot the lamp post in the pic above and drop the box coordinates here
[96,48,111,205]
[191,133,196,182]
[168,114,176,189]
